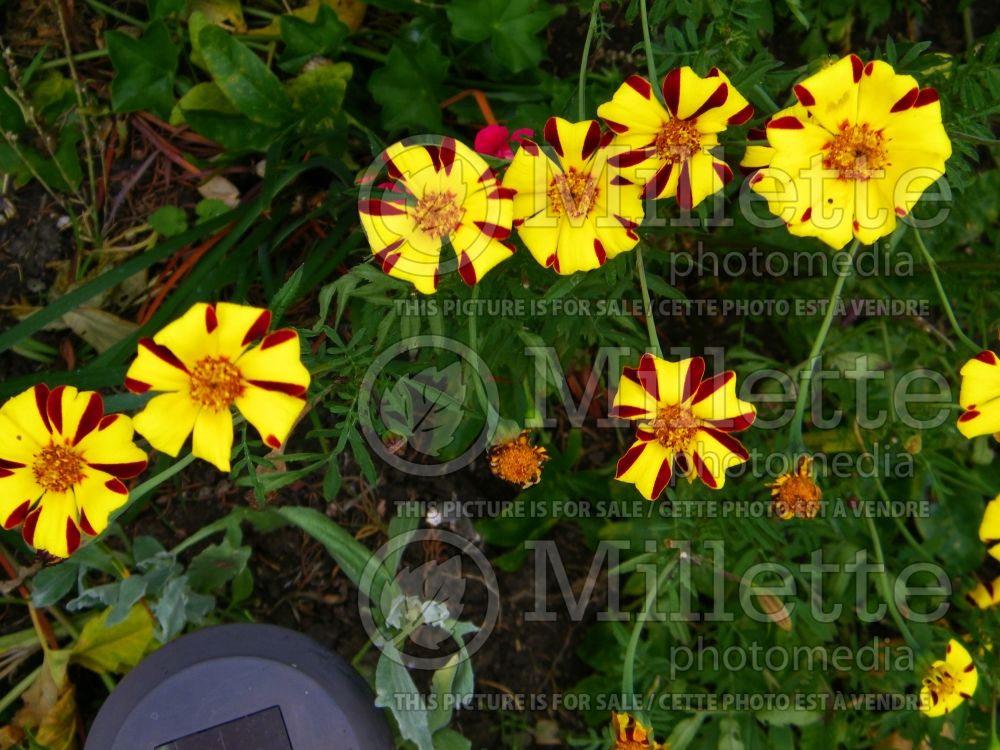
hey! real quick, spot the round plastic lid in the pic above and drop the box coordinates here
[85,623,393,750]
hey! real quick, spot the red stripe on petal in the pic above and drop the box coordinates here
[747,127,767,140]
[662,68,681,116]
[489,187,517,200]
[615,443,647,478]
[691,452,718,489]
[3,500,30,530]
[651,457,673,499]
[793,84,816,106]
[604,118,629,134]
[543,118,563,157]
[440,137,457,174]
[242,309,272,346]
[0,458,26,470]
[706,411,755,432]
[610,175,633,186]
[139,338,190,373]
[895,206,907,217]
[582,120,602,161]
[915,88,939,107]
[637,354,660,400]
[801,207,813,223]
[246,380,307,398]
[676,160,693,210]
[79,509,97,536]
[34,384,52,434]
[205,304,219,333]
[125,378,152,394]
[473,221,512,241]
[958,409,980,423]
[0,469,14,478]
[458,252,478,287]
[265,434,281,449]
[974,351,998,364]
[105,478,128,495]
[690,82,728,119]
[358,199,407,217]
[87,460,148,479]
[768,116,804,130]
[727,103,754,125]
[72,392,104,446]
[714,161,733,185]
[425,144,442,172]
[22,509,39,547]
[611,405,649,419]
[642,163,673,201]
[98,414,119,431]
[890,87,919,113]
[850,54,863,83]
[691,371,734,405]
[635,428,655,441]
[864,61,875,76]
[614,214,640,230]
[594,238,607,266]
[47,385,66,436]
[610,148,654,168]
[625,75,652,99]
[520,139,540,157]
[260,329,297,350]
[66,518,81,556]
[699,427,750,460]
[683,357,705,402]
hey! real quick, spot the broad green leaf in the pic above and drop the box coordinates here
[278,4,350,72]
[432,729,472,750]
[31,563,79,608]
[187,540,251,592]
[149,0,186,19]
[149,206,189,237]
[175,82,281,151]
[368,37,449,132]
[198,24,292,127]
[106,21,179,119]
[71,605,156,674]
[189,0,246,30]
[374,645,433,750]
[446,0,564,73]
[665,715,707,750]
[285,61,352,135]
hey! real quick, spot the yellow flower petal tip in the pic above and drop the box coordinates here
[0,384,147,559]
[957,351,1000,440]
[611,353,755,499]
[979,493,1000,561]
[965,576,1000,610]
[742,54,951,250]
[359,137,515,294]
[488,432,549,488]
[502,116,645,275]
[611,712,667,750]
[769,455,822,519]
[597,67,751,209]
[919,639,977,717]
[125,302,311,473]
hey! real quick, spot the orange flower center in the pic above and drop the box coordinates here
[654,119,702,163]
[189,357,244,411]
[547,168,598,219]
[651,404,699,452]
[413,191,463,238]
[489,436,549,488]
[33,443,86,493]
[922,663,958,697]
[824,123,887,181]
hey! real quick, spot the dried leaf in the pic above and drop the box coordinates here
[71,605,157,674]
[198,175,240,207]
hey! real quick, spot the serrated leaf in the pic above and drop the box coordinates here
[446,0,564,73]
[368,37,449,132]
[278,4,350,73]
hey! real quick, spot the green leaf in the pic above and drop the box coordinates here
[176,82,282,151]
[106,575,149,626]
[149,0,187,19]
[149,205,189,237]
[368,37,449,132]
[71,605,156,674]
[31,563,79,608]
[198,24,293,127]
[374,644,434,750]
[106,21,180,120]
[665,715,707,750]
[0,68,26,133]
[432,729,472,750]
[187,540,251,592]
[278,4,350,73]
[285,61,352,136]
[446,0,564,73]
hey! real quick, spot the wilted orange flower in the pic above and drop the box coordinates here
[489,432,549,488]
[611,354,755,499]
[769,456,822,519]
[919,639,977,717]
[611,712,666,750]
[125,302,310,472]
[0,385,147,558]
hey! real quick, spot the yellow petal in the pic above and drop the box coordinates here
[75,414,148,479]
[191,408,234,472]
[74,469,130,537]
[133,392,200,458]
[683,151,729,210]
[543,117,605,171]
[0,384,54,450]
[450,228,515,286]
[689,371,756,428]
[154,303,221,367]
[125,337,192,394]
[980,495,1000,545]
[597,75,667,135]
[851,177,895,246]
[0,467,43,529]
[45,386,106,447]
[24,491,79,559]
[236,330,311,392]
[741,145,775,170]
[792,55,863,133]
[615,438,673,500]
[958,352,1000,438]
[688,427,750,490]
[214,302,274,360]
[235,385,306,452]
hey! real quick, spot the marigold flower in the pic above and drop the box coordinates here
[919,639,977,717]
[980,493,1000,562]
[474,124,533,160]
[597,67,752,206]
[957,350,1000,440]
[966,577,1000,610]
[359,137,514,294]
[741,55,951,249]
[488,432,549,488]
[769,456,822,519]
[610,712,666,750]
[125,302,310,473]
[501,116,644,274]
[611,354,755,499]
[0,385,147,558]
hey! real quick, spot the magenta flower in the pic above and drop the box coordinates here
[474,124,534,160]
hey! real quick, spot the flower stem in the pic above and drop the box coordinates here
[912,228,980,352]
[622,555,678,701]
[577,0,602,121]
[636,246,663,357]
[639,0,659,89]
[787,239,861,453]
[863,513,918,651]
[128,452,197,506]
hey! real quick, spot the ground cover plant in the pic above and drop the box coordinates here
[0,0,999,748]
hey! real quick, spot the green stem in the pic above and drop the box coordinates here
[0,665,41,716]
[787,239,861,453]
[577,0,601,120]
[638,0,659,88]
[635,246,662,357]
[912,229,980,352]
[128,453,197,506]
[863,513,918,651]
[622,555,677,700]
[39,48,111,71]
[82,0,143,26]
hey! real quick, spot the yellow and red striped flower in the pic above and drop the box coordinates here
[919,639,977,717]
[610,712,666,750]
[359,137,514,294]
[501,117,644,274]
[981,493,1000,562]
[0,385,147,558]
[741,55,951,249]
[966,577,1000,610]
[957,350,1000,439]
[125,302,310,472]
[611,354,756,499]
[597,67,752,207]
